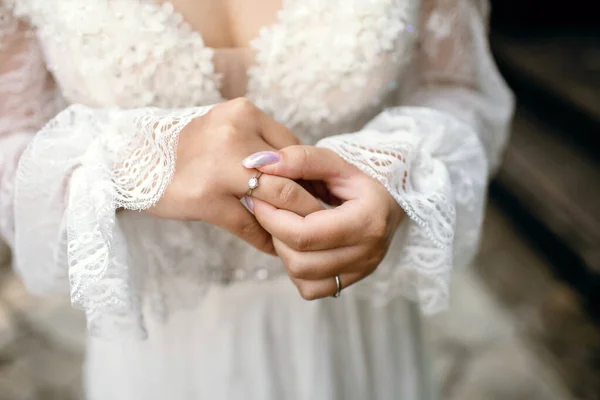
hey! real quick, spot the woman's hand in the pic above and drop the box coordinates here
[147,98,324,254]
[249,146,405,299]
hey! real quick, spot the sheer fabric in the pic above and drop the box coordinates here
[0,0,513,339]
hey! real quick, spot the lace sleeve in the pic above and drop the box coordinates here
[0,4,60,247]
[317,0,515,313]
[0,5,212,338]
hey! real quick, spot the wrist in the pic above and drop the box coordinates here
[385,192,404,232]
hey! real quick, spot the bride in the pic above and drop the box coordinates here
[0,0,513,398]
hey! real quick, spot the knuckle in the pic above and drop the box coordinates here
[209,98,257,128]
[238,218,261,239]
[368,246,387,266]
[206,102,229,121]
[299,145,311,164]
[292,233,311,252]
[299,146,312,176]
[277,181,299,207]
[216,123,239,144]
[187,182,211,205]
[178,183,212,220]
[286,259,306,279]
[228,97,256,119]
[257,235,275,254]
[367,217,388,241]
[237,218,272,253]
[297,283,320,301]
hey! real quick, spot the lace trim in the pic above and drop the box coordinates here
[15,105,212,338]
[318,106,489,313]
[318,120,456,249]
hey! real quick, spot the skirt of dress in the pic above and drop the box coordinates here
[84,276,437,400]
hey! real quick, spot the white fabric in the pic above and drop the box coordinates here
[0,0,513,398]
[85,276,435,400]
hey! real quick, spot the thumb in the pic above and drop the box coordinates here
[243,145,353,181]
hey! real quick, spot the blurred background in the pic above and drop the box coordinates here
[1,1,599,399]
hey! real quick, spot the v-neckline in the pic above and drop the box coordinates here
[157,0,290,101]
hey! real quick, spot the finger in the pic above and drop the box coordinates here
[253,198,364,251]
[301,180,342,206]
[212,197,275,255]
[257,112,302,149]
[291,271,364,301]
[307,180,343,206]
[251,175,324,217]
[297,179,319,199]
[297,180,336,206]
[256,145,356,181]
[274,238,370,280]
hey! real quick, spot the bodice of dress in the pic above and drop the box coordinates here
[11,0,416,139]
[0,0,514,338]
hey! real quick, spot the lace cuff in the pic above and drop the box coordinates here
[317,106,488,313]
[14,104,211,338]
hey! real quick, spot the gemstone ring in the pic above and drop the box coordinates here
[246,171,263,197]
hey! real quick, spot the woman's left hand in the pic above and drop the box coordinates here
[244,146,404,300]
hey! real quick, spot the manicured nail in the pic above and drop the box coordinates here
[243,195,254,212]
[242,151,280,169]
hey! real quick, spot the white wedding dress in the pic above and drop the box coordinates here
[0,0,513,398]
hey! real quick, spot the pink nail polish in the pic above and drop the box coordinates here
[242,151,280,169]
[243,195,254,212]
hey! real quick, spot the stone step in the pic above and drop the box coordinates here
[473,205,600,399]
[489,32,600,321]
[498,108,600,270]
[490,105,600,321]
[492,34,600,157]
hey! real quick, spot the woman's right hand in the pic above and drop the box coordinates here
[147,98,324,254]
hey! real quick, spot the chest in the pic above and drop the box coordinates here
[165,0,282,48]
[11,0,419,137]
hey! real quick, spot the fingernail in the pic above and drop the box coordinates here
[243,195,254,212]
[242,151,280,169]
